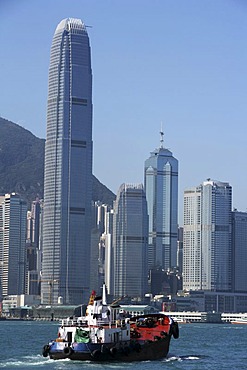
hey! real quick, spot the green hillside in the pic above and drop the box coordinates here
[0,117,115,208]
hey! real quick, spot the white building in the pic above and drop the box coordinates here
[0,193,27,297]
[183,180,232,292]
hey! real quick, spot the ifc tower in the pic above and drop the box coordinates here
[41,18,93,304]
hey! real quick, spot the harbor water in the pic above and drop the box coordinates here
[0,320,246,369]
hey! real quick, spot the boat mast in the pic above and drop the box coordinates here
[102,283,107,305]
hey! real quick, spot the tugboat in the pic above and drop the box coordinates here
[42,284,179,361]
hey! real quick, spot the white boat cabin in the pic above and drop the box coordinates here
[58,286,130,344]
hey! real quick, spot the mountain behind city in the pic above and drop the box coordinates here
[0,117,116,208]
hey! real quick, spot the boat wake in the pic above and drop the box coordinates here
[0,354,63,368]
[0,354,203,369]
[164,354,202,362]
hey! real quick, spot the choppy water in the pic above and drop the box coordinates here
[0,320,246,369]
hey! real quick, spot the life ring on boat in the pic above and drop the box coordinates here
[170,321,179,339]
[63,346,73,357]
[42,344,50,357]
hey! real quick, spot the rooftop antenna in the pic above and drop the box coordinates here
[160,121,164,148]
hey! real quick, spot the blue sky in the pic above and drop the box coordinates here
[1,0,247,220]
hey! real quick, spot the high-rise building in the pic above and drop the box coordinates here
[41,18,93,304]
[91,201,110,234]
[177,227,183,274]
[183,180,232,292]
[30,198,42,249]
[113,184,148,299]
[90,202,114,294]
[104,209,114,295]
[26,199,42,270]
[26,198,43,295]
[183,186,202,291]
[0,193,27,297]
[232,210,247,293]
[144,133,178,271]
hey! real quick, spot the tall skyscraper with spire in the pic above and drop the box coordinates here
[144,130,178,271]
[41,18,93,304]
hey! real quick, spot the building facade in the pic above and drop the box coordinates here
[0,193,27,297]
[41,18,93,304]
[144,137,178,271]
[104,209,114,296]
[232,210,247,293]
[183,180,232,292]
[26,198,43,295]
[177,227,183,274]
[183,187,202,290]
[113,184,148,299]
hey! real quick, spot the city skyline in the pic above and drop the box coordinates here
[1,0,246,220]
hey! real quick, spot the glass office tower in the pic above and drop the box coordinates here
[113,184,148,298]
[144,140,178,271]
[41,18,93,304]
[232,210,247,293]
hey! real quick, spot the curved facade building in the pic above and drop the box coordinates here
[41,18,93,304]
[144,145,178,271]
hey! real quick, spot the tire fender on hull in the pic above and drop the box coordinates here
[42,344,50,357]
[170,321,179,339]
[63,346,74,357]
[110,347,117,357]
[91,349,101,360]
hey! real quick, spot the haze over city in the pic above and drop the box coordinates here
[1,0,247,220]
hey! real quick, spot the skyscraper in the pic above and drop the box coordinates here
[232,210,247,293]
[0,193,27,296]
[41,18,93,304]
[103,209,114,295]
[183,186,202,291]
[26,198,43,295]
[144,133,178,271]
[113,184,148,299]
[183,180,232,292]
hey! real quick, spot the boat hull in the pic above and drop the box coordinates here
[47,336,171,362]
[231,321,247,325]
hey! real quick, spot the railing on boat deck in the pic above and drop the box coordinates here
[60,318,128,329]
[60,319,88,327]
[89,319,128,328]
